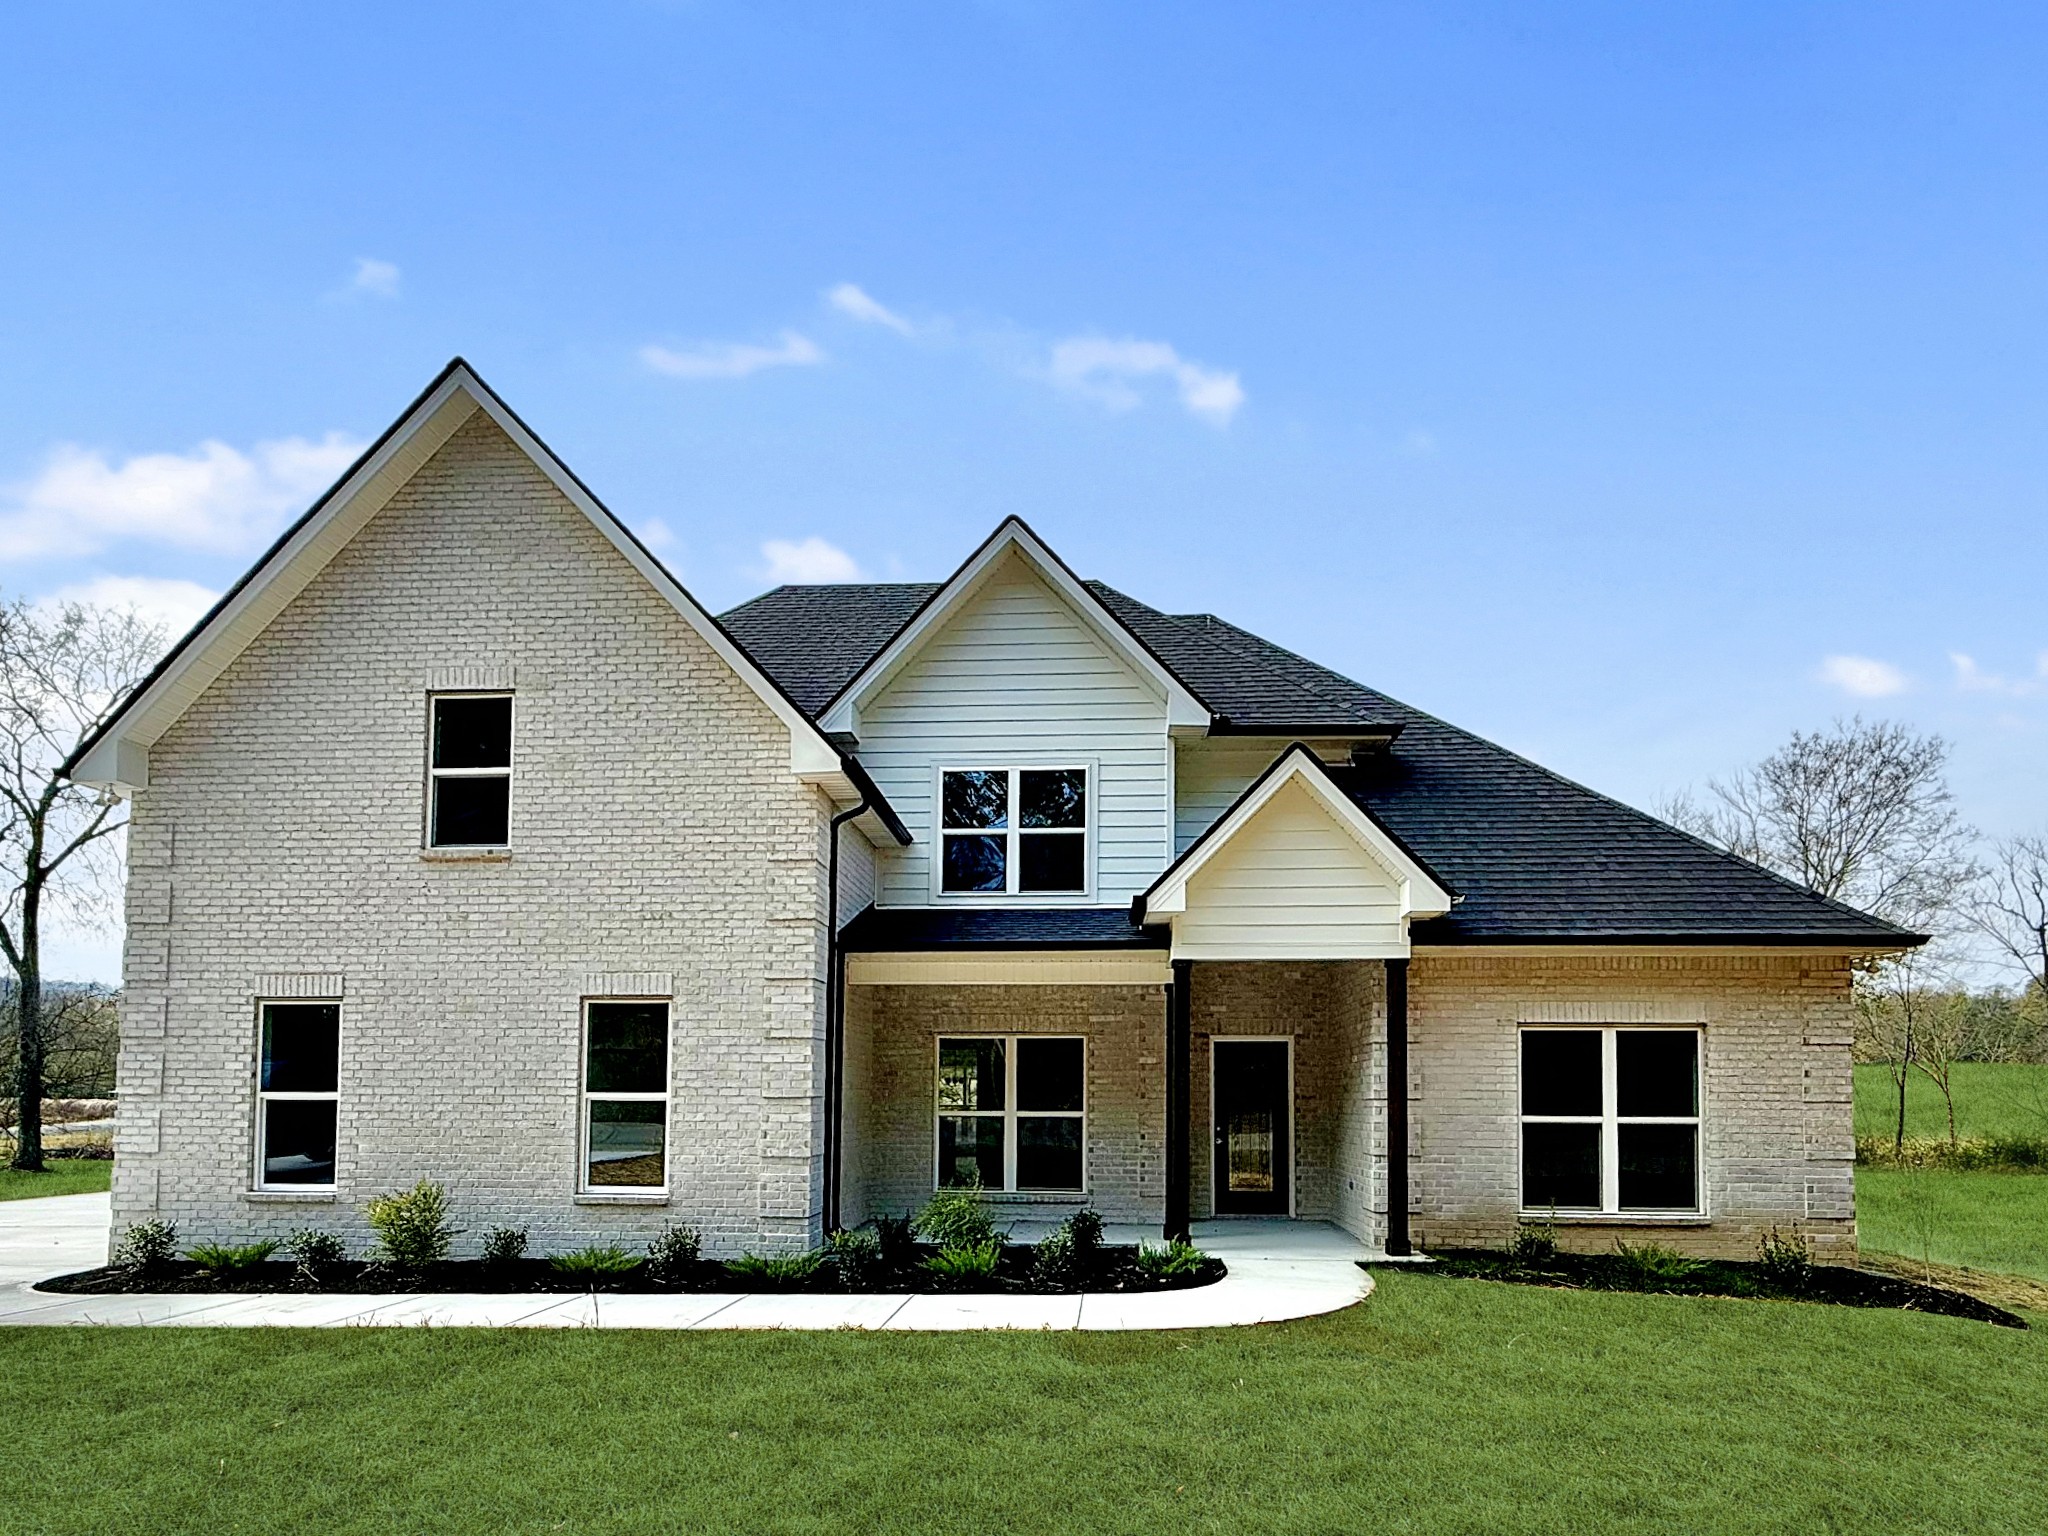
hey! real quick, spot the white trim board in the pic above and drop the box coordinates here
[847,952,1171,987]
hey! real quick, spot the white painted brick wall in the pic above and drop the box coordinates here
[114,415,834,1258]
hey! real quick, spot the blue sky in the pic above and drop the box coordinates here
[3,4,2043,978]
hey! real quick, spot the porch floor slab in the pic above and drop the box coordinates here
[0,1194,1373,1332]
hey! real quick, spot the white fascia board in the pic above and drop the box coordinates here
[1143,751,1453,920]
[817,517,1210,734]
[71,363,855,795]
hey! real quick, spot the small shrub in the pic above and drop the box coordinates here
[365,1180,456,1269]
[1507,1217,1558,1265]
[921,1238,1003,1288]
[1756,1226,1813,1290]
[646,1224,702,1284]
[1031,1208,1106,1290]
[827,1228,883,1290]
[1855,1133,2048,1172]
[1611,1240,1702,1287]
[728,1250,825,1290]
[916,1180,997,1250]
[480,1226,528,1269]
[186,1240,280,1274]
[285,1228,346,1284]
[113,1218,178,1273]
[1136,1238,1210,1278]
[549,1245,643,1278]
[871,1213,917,1268]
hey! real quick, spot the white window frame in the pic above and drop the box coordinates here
[579,997,672,1195]
[931,763,1094,902]
[425,691,514,850]
[1517,1026,1704,1217]
[933,1034,1088,1193]
[252,998,341,1193]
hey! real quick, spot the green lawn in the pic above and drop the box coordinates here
[1,1273,2044,1535]
[0,1159,111,1202]
[1858,1169,2048,1283]
[1853,1061,2048,1142]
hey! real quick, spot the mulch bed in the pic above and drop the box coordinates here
[38,1245,1225,1299]
[1410,1248,2028,1329]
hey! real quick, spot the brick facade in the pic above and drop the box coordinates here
[115,414,837,1258]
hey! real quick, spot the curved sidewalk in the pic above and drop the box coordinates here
[0,1194,1372,1332]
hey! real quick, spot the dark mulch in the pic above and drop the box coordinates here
[1408,1247,2028,1329]
[38,1245,1224,1299]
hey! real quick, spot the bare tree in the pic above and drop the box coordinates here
[1664,718,1980,1151]
[1970,833,2048,1006]
[1,597,163,1171]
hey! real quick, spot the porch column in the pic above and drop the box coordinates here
[1385,957,1411,1256]
[1164,958,1192,1241]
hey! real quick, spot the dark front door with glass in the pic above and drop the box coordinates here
[1212,1039,1291,1215]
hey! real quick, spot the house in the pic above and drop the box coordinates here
[69,360,1918,1263]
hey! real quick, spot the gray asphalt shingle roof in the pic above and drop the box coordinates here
[720,580,1916,947]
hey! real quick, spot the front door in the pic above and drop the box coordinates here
[1212,1039,1291,1215]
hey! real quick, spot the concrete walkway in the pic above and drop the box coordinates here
[0,1193,1372,1331]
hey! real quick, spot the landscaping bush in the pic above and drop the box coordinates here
[1031,1208,1105,1289]
[1756,1226,1813,1290]
[480,1226,528,1269]
[871,1213,917,1268]
[826,1228,882,1290]
[645,1224,702,1284]
[285,1228,346,1285]
[365,1180,456,1269]
[916,1181,997,1250]
[727,1250,824,1290]
[186,1240,280,1274]
[549,1245,643,1279]
[922,1238,1002,1288]
[112,1218,178,1274]
[1607,1241,1703,1289]
[1136,1238,1209,1279]
[1507,1218,1558,1264]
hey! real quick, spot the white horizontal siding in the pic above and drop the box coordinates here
[859,553,1170,906]
[1174,739,1360,853]
[1175,778,1406,959]
[835,825,877,927]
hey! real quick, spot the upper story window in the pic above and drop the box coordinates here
[428,694,512,848]
[1519,1027,1701,1215]
[939,767,1087,895]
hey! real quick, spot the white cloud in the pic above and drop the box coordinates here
[0,433,365,561]
[350,257,401,297]
[1950,650,2048,697]
[828,283,913,335]
[1047,335,1245,426]
[760,536,862,584]
[638,516,680,555]
[40,574,220,637]
[640,332,824,380]
[1817,654,1910,698]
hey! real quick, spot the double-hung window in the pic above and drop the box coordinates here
[428,693,512,848]
[938,768,1087,895]
[936,1036,1085,1192]
[256,1002,339,1189]
[582,1000,670,1191]
[1520,1028,1701,1214]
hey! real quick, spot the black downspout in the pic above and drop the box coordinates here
[822,795,869,1237]
[1165,959,1192,1242]
[1385,957,1411,1257]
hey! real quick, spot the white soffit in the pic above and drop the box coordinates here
[71,362,852,793]
[1141,746,1454,921]
[817,517,1210,734]
[846,951,1171,987]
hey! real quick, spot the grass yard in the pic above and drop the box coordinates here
[2,1273,2045,1536]
[1853,1061,2048,1142]
[0,1160,111,1202]
[1858,1169,2048,1284]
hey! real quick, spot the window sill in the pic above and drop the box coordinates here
[574,1192,670,1206]
[244,1190,337,1204]
[420,848,512,864]
[967,1191,1090,1204]
[1521,1211,1710,1226]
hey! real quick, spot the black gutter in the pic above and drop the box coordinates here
[1385,958,1411,1258]
[821,795,871,1236]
